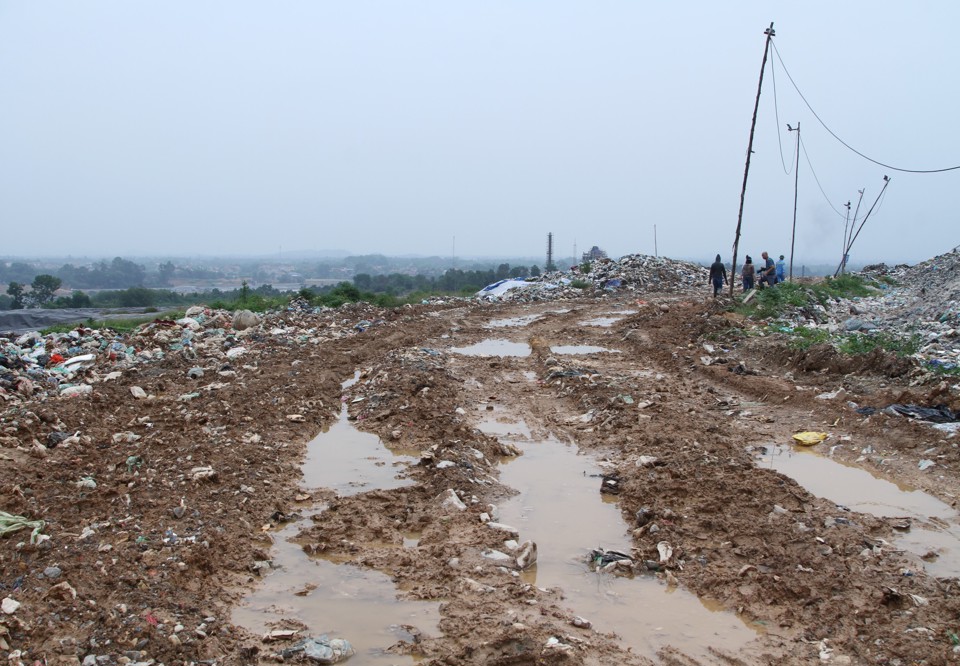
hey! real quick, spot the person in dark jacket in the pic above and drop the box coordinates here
[742,256,756,292]
[708,254,727,297]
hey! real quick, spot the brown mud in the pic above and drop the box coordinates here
[2,295,959,665]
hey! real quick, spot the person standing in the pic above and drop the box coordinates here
[759,251,776,288]
[708,254,727,297]
[776,255,786,284]
[741,256,755,292]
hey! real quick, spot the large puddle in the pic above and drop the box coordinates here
[757,444,960,578]
[481,418,758,661]
[550,345,620,355]
[235,372,438,663]
[451,339,531,357]
[233,512,440,665]
[301,401,417,497]
[484,314,543,328]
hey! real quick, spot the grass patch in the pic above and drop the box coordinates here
[735,282,809,318]
[809,274,876,303]
[41,310,185,335]
[837,331,921,357]
[570,279,591,290]
[785,325,831,350]
[735,275,878,320]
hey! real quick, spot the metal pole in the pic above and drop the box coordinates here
[654,224,658,257]
[730,22,776,296]
[787,122,799,281]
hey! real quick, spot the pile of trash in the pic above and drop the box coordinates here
[824,248,960,374]
[477,254,710,302]
[858,246,960,325]
[0,303,395,408]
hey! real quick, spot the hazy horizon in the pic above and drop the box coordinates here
[2,3,957,265]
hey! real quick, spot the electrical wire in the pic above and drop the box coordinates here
[769,55,794,175]
[771,40,960,174]
[799,136,852,219]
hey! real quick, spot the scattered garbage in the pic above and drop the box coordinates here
[280,635,355,664]
[792,432,829,446]
[0,511,45,544]
[589,548,634,573]
[886,404,958,424]
[477,254,709,302]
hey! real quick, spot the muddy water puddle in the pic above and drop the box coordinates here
[579,316,622,327]
[235,372,437,663]
[234,513,440,664]
[451,339,531,357]
[484,314,543,328]
[757,444,960,577]
[550,344,620,355]
[484,418,758,660]
[302,404,417,496]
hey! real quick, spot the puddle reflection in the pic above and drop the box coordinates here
[484,314,543,328]
[451,339,531,357]
[550,345,620,355]
[757,444,960,577]
[303,407,417,496]
[234,517,439,665]
[489,423,757,660]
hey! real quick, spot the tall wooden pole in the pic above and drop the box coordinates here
[730,22,775,296]
[788,122,800,281]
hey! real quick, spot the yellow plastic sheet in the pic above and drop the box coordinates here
[792,431,828,446]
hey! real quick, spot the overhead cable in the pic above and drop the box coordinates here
[771,41,960,174]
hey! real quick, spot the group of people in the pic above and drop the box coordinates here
[708,252,786,297]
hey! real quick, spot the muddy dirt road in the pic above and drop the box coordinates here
[2,293,959,665]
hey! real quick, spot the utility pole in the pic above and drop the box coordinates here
[842,189,865,274]
[730,22,776,296]
[840,201,851,274]
[834,176,891,277]
[787,122,800,281]
[654,224,658,257]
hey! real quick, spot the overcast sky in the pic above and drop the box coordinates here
[1,2,957,265]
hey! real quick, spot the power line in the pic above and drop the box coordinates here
[799,136,850,219]
[769,53,795,175]
[771,40,960,174]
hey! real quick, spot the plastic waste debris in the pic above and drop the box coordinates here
[280,636,355,664]
[792,432,829,446]
[231,309,260,331]
[887,404,958,424]
[0,511,46,544]
[589,548,634,573]
[515,540,537,570]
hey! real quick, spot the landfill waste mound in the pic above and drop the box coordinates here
[476,254,710,302]
[2,253,960,665]
[859,246,960,324]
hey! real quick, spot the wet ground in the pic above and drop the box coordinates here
[3,294,960,664]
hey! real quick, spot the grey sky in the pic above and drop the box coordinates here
[1,2,957,265]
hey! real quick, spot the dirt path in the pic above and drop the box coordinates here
[2,295,959,665]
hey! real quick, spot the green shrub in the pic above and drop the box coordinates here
[570,279,591,290]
